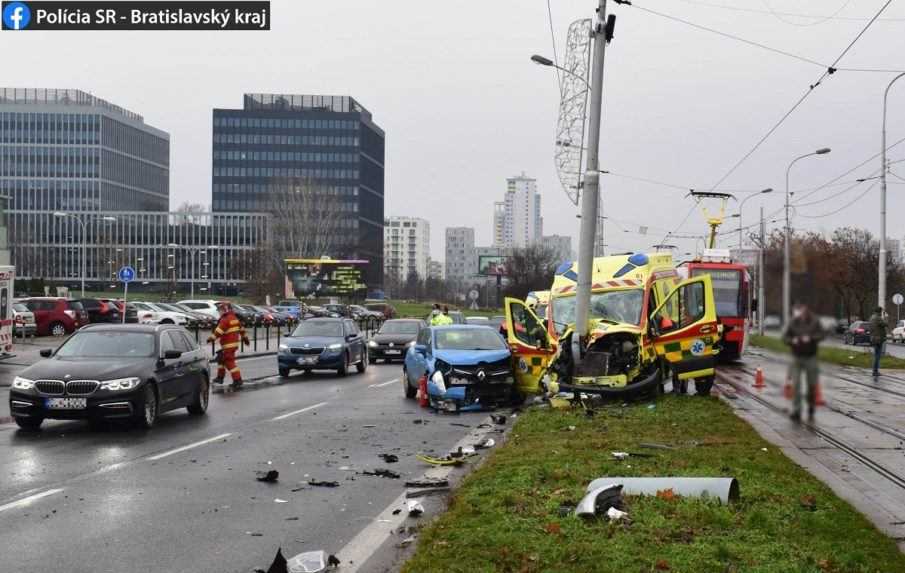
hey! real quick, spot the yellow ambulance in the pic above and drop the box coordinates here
[503,252,720,398]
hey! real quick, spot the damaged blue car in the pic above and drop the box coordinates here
[402,325,514,411]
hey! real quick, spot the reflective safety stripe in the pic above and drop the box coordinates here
[221,342,240,350]
[229,367,241,374]
[677,368,715,381]
[224,327,243,334]
[228,320,240,326]
[213,328,224,336]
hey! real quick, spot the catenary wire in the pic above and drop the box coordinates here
[797,180,879,218]
[672,0,905,22]
[759,0,854,28]
[545,0,563,93]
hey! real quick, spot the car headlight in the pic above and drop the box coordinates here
[327,343,343,351]
[430,370,446,393]
[100,377,141,391]
[408,341,416,347]
[12,376,34,390]
[368,340,378,348]
[279,343,289,352]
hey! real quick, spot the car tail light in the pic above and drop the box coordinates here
[141,313,153,319]
[63,309,76,319]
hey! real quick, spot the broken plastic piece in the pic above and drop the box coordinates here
[361,468,401,479]
[264,547,288,573]
[256,470,280,483]
[416,454,464,466]
[611,452,629,460]
[308,479,340,488]
[407,500,424,517]
[397,534,417,547]
[406,486,451,498]
[378,453,399,463]
[286,549,340,572]
[606,507,628,522]
[586,477,739,504]
[404,478,450,488]
[274,498,289,503]
[575,483,624,518]
[474,438,495,449]
[491,414,507,425]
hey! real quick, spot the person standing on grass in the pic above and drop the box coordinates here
[869,306,889,378]
[782,302,825,423]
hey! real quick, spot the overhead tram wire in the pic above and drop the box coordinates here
[759,0,854,28]
[695,0,897,193]
[545,0,563,93]
[797,180,880,219]
[673,0,905,22]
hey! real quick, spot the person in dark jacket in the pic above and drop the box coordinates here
[782,303,825,422]
[869,306,889,378]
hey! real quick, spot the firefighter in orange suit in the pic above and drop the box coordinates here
[208,302,250,388]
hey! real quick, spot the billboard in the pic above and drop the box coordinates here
[285,258,368,298]
[478,255,506,276]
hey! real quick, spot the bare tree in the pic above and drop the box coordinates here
[503,244,559,301]
[175,202,207,226]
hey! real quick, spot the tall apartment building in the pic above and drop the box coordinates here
[0,88,170,212]
[445,227,476,285]
[212,93,385,286]
[493,173,542,249]
[384,216,430,281]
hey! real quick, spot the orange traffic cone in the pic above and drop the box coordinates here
[418,374,429,408]
[753,367,766,389]
[783,377,794,400]
[814,382,825,407]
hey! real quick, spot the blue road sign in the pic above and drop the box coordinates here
[118,266,136,283]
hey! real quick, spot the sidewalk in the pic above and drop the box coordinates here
[719,348,905,551]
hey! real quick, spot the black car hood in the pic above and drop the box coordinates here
[373,333,417,344]
[283,335,344,347]
[21,357,156,381]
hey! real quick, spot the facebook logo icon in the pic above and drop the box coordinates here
[2,2,31,30]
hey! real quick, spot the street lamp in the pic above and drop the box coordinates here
[53,212,115,297]
[784,148,831,324]
[880,73,905,309]
[189,245,218,298]
[737,188,773,249]
[530,55,591,90]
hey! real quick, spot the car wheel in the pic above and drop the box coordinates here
[278,367,291,378]
[696,377,714,396]
[50,321,66,337]
[160,319,174,325]
[135,384,158,429]
[403,369,417,399]
[187,375,209,415]
[15,417,43,431]
[302,368,312,375]
[356,352,368,373]
[337,353,349,377]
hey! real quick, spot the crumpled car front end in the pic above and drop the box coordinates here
[426,352,514,412]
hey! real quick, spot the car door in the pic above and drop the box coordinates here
[504,297,557,396]
[155,331,184,408]
[406,328,431,384]
[344,319,362,362]
[175,330,204,401]
[168,330,198,402]
[650,275,719,382]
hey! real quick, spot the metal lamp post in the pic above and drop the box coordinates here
[189,245,218,298]
[783,148,831,324]
[880,73,905,309]
[54,212,115,297]
[737,188,773,249]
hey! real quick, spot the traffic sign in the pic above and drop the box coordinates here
[893,293,903,306]
[118,266,136,283]
[468,289,479,301]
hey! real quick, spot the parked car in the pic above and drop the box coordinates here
[235,304,271,326]
[75,298,121,324]
[132,302,191,326]
[230,304,257,326]
[368,319,426,363]
[349,304,381,319]
[402,325,514,410]
[836,318,851,334]
[323,303,350,318]
[20,297,88,336]
[273,300,305,320]
[844,321,872,345]
[12,302,37,336]
[98,298,138,323]
[364,302,396,319]
[8,324,210,430]
[258,306,292,326]
[177,299,221,320]
[167,303,217,329]
[278,318,368,377]
[892,320,905,343]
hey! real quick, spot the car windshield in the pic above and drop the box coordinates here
[434,329,506,351]
[56,331,155,358]
[535,304,548,319]
[379,321,420,335]
[278,301,298,307]
[552,289,644,333]
[13,303,27,312]
[292,321,343,337]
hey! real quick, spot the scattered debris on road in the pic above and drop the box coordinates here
[416,454,465,467]
[404,478,450,488]
[378,453,399,463]
[256,470,280,483]
[397,534,417,548]
[586,477,740,504]
[473,438,495,449]
[491,414,507,425]
[406,486,451,498]
[308,479,340,488]
[361,468,401,479]
[274,498,289,503]
[575,483,624,519]
[286,550,340,573]
[407,500,424,517]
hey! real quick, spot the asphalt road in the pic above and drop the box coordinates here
[0,357,495,572]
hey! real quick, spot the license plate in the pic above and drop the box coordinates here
[45,397,87,410]
[385,349,401,355]
[298,357,318,365]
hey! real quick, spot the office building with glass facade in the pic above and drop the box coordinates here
[0,88,170,212]
[212,94,385,286]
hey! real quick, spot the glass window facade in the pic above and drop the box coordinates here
[0,88,170,213]
[212,93,384,286]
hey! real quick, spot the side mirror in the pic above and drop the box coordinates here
[40,348,53,358]
[163,349,182,360]
[346,334,356,341]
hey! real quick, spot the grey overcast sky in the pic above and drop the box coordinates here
[4,0,905,261]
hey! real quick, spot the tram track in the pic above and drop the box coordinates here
[718,369,905,492]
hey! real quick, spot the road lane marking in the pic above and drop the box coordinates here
[368,379,398,388]
[270,401,328,421]
[147,433,233,461]
[336,416,502,572]
[0,488,64,513]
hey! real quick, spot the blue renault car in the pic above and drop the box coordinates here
[402,325,514,411]
[278,318,368,377]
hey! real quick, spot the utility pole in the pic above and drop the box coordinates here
[574,0,610,358]
[880,73,905,310]
[759,206,765,336]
